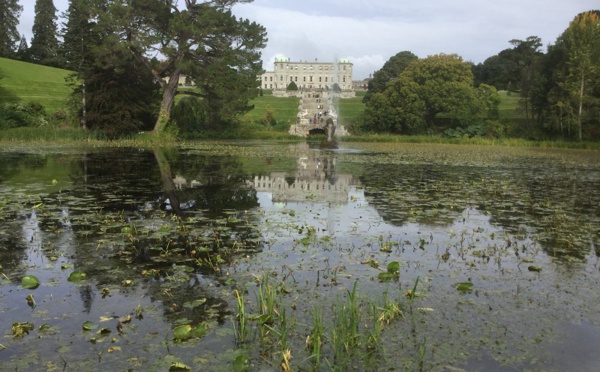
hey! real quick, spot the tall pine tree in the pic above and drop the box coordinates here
[101,0,267,134]
[16,34,29,61]
[62,0,160,137]
[0,0,22,57]
[29,0,60,66]
[62,0,95,71]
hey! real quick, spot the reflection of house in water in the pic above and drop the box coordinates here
[251,151,359,204]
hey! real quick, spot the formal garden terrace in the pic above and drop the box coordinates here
[0,141,599,371]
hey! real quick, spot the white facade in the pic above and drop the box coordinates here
[260,57,353,91]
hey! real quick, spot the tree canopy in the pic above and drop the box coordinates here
[549,11,600,141]
[29,0,60,66]
[96,0,267,134]
[58,0,267,136]
[0,0,22,57]
[363,51,417,103]
[362,54,499,134]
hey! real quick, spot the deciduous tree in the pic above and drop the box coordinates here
[363,51,417,103]
[363,54,498,134]
[557,11,600,141]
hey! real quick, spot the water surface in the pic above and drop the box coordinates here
[1,142,599,371]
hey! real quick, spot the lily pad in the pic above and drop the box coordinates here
[21,275,40,289]
[173,324,192,341]
[173,323,208,341]
[190,324,208,338]
[82,321,99,331]
[455,282,473,291]
[378,272,396,282]
[387,261,400,275]
[233,354,250,372]
[528,265,542,272]
[68,271,87,282]
[97,327,111,335]
[183,298,207,309]
[169,362,192,371]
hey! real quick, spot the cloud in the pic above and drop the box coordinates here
[17,0,595,79]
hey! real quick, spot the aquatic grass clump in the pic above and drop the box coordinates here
[306,307,325,367]
[331,281,362,364]
[234,289,248,344]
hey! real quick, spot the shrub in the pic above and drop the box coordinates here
[443,120,507,139]
[286,81,298,91]
[0,102,48,129]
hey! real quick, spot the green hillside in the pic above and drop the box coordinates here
[243,90,367,127]
[243,93,300,123]
[338,91,366,127]
[0,58,73,113]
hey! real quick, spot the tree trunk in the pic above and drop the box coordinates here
[577,73,584,142]
[153,148,182,216]
[152,67,181,134]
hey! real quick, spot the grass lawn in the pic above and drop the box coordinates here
[338,91,366,127]
[0,57,524,136]
[243,90,367,127]
[497,90,522,119]
[243,94,300,123]
[0,57,73,113]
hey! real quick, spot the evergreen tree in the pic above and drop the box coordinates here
[16,34,29,61]
[29,0,60,66]
[62,0,95,71]
[101,0,267,134]
[63,0,160,136]
[0,0,22,57]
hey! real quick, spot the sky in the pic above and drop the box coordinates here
[17,0,598,80]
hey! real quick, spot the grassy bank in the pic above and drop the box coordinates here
[0,57,73,113]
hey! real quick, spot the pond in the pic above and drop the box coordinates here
[1,141,599,371]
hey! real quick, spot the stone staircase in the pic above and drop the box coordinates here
[289,89,348,136]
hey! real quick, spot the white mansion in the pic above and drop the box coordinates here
[260,56,355,97]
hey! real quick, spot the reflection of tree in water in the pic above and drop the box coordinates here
[156,148,259,216]
[66,149,162,214]
[0,216,31,279]
[79,285,95,314]
[479,168,600,259]
[143,273,230,325]
[361,164,469,226]
[48,149,259,323]
[361,163,600,259]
